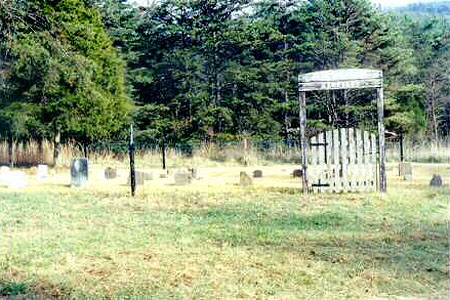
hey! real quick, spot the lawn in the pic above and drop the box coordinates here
[0,163,448,299]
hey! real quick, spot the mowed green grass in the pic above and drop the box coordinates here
[0,164,448,299]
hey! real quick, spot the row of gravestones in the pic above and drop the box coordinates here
[399,162,443,188]
[72,158,200,187]
[0,165,49,188]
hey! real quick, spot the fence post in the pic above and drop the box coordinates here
[299,90,308,194]
[377,87,386,192]
[129,125,136,197]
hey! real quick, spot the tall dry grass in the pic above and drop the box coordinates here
[0,138,448,168]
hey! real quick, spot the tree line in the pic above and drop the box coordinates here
[0,0,449,160]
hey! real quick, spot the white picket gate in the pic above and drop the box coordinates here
[307,128,377,193]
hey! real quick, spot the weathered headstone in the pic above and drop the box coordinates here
[8,171,28,189]
[240,171,252,186]
[37,164,48,180]
[159,173,167,179]
[174,172,192,185]
[71,158,89,187]
[143,172,153,180]
[253,170,263,178]
[104,167,117,179]
[128,171,151,185]
[188,168,197,179]
[399,162,412,180]
[430,175,443,188]
[293,169,303,178]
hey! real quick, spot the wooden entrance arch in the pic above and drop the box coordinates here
[298,69,386,193]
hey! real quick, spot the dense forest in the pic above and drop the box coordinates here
[0,0,449,152]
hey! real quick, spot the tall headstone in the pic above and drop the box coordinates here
[71,158,88,187]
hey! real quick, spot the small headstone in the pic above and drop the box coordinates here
[399,162,412,178]
[174,172,191,185]
[37,164,48,180]
[293,169,303,178]
[253,170,263,178]
[430,175,443,188]
[188,168,197,179]
[159,173,167,179]
[128,171,150,185]
[70,158,89,187]
[240,171,252,186]
[8,171,28,189]
[104,167,117,180]
[143,172,153,180]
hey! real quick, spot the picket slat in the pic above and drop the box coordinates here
[340,128,348,192]
[348,128,356,192]
[356,129,363,188]
[363,131,370,190]
[371,133,377,191]
[333,130,340,192]
[325,131,333,193]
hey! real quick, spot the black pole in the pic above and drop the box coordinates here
[400,131,404,163]
[162,132,166,170]
[129,125,136,197]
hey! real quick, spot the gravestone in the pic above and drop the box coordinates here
[188,168,197,179]
[8,171,28,189]
[1,166,10,175]
[399,162,412,180]
[128,171,151,185]
[143,172,153,180]
[174,172,191,185]
[37,164,48,180]
[240,171,252,186]
[71,158,89,187]
[253,170,263,178]
[104,167,117,180]
[293,169,303,178]
[159,173,167,179]
[430,175,443,188]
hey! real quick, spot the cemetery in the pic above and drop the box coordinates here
[0,0,449,299]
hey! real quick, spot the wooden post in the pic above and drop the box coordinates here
[377,87,386,192]
[400,131,404,163]
[53,125,61,167]
[129,125,136,197]
[299,90,308,194]
[8,133,14,168]
[162,132,166,170]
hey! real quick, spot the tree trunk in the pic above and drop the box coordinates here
[8,134,14,168]
[53,126,61,167]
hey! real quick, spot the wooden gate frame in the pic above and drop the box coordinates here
[298,69,386,193]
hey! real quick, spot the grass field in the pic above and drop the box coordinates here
[0,163,449,299]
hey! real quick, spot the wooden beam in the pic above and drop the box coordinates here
[299,91,308,194]
[299,69,382,83]
[377,87,386,192]
[298,69,383,92]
